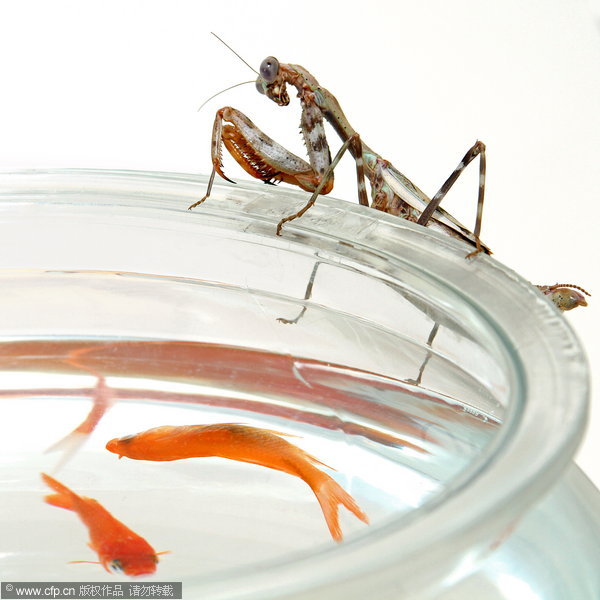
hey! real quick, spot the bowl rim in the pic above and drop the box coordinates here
[0,168,590,598]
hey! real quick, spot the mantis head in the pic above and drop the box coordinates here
[255,56,290,106]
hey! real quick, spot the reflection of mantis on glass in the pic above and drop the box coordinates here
[190,36,589,312]
[275,260,438,386]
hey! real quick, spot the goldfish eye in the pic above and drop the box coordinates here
[109,559,123,573]
[260,56,279,83]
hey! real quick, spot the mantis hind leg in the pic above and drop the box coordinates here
[417,141,486,257]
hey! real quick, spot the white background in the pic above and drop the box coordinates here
[0,0,598,487]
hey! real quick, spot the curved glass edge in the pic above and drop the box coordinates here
[439,464,600,599]
[0,168,590,599]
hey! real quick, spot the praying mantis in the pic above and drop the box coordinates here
[189,37,589,313]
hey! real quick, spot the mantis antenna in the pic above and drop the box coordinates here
[197,80,255,112]
[210,32,259,75]
[197,33,259,111]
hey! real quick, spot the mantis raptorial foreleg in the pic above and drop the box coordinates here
[189,169,217,211]
[188,110,228,210]
[189,107,329,211]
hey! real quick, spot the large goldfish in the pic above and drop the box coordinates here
[106,423,369,541]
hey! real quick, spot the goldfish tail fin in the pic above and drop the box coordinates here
[313,474,369,543]
[41,473,76,511]
[45,431,88,471]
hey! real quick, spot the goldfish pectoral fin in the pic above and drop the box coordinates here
[74,558,111,575]
[155,550,171,563]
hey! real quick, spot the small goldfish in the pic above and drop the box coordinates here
[41,473,162,576]
[106,423,369,542]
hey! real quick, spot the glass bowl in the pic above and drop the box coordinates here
[0,169,596,599]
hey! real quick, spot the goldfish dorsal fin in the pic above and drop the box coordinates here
[255,427,301,439]
[208,423,301,438]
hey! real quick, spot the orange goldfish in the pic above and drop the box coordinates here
[41,473,162,576]
[106,423,369,542]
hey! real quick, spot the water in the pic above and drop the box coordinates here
[0,338,499,582]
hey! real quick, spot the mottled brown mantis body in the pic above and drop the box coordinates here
[190,38,589,312]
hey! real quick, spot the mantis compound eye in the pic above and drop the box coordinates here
[260,56,280,83]
[255,79,266,95]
